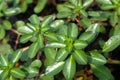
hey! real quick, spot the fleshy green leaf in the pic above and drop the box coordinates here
[0,28,5,39]
[89,50,106,65]
[57,25,68,36]
[39,75,54,80]
[113,25,120,35]
[26,23,36,31]
[44,58,55,67]
[45,61,65,76]
[79,10,88,17]
[20,1,27,12]
[80,18,91,28]
[3,20,12,30]
[34,0,47,13]
[11,68,25,78]
[45,42,66,48]
[4,7,21,16]
[41,15,53,27]
[37,34,44,49]
[102,35,120,52]
[20,34,33,43]
[57,4,72,12]
[0,70,9,80]
[25,67,39,78]
[44,48,56,60]
[28,42,40,58]
[0,55,8,66]
[63,55,76,80]
[10,49,22,63]
[97,0,112,4]
[67,23,78,40]
[55,48,69,62]
[30,60,42,68]
[57,11,72,18]
[72,50,87,65]
[101,4,116,10]
[91,64,114,80]
[79,31,97,44]
[82,0,93,9]
[69,0,79,6]
[73,40,88,49]
[86,23,100,33]
[44,32,58,42]
[18,26,34,34]
[50,20,64,30]
[29,14,40,25]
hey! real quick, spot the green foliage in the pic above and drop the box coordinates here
[1,0,120,80]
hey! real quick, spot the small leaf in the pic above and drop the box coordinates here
[89,50,106,65]
[57,25,68,36]
[64,3,75,9]
[25,67,39,78]
[28,42,40,58]
[0,55,8,66]
[26,23,36,31]
[63,55,76,80]
[39,75,54,80]
[20,34,33,43]
[45,42,66,48]
[113,25,120,35]
[50,20,64,30]
[79,10,88,17]
[30,60,42,68]
[3,20,12,30]
[29,14,40,25]
[44,32,58,42]
[41,26,50,32]
[0,70,9,80]
[34,0,47,13]
[86,23,100,33]
[57,4,72,12]
[97,0,112,4]
[72,50,87,65]
[57,11,72,18]
[15,21,25,28]
[80,18,91,28]
[44,48,56,60]
[82,0,93,9]
[101,4,116,10]
[10,49,23,63]
[11,68,25,78]
[102,35,120,52]
[55,48,69,62]
[0,28,5,39]
[69,0,79,6]
[4,7,21,16]
[91,64,114,80]
[67,23,78,40]
[44,58,55,67]
[18,26,34,34]
[37,34,44,49]
[41,15,53,27]
[20,1,27,12]
[73,40,88,49]
[79,31,97,44]
[45,61,65,76]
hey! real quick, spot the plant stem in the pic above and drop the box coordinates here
[107,59,120,65]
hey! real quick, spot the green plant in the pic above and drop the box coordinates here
[1,0,120,80]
